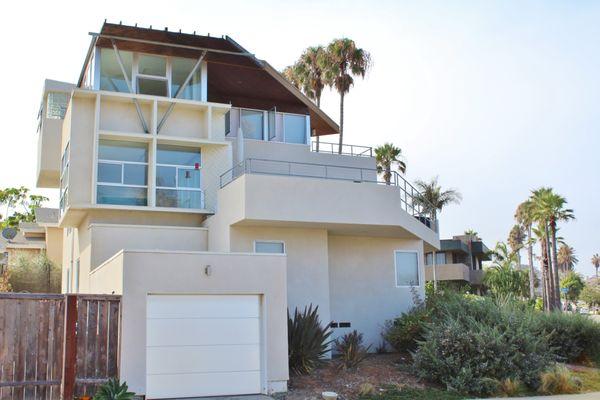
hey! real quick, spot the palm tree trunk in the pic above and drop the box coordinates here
[316,98,321,151]
[338,92,344,154]
[385,165,391,185]
[549,221,562,311]
[540,238,550,311]
[527,226,535,299]
[543,224,556,310]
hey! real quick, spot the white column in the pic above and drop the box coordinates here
[305,115,311,145]
[200,61,208,102]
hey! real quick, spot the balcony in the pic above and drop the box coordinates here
[219,158,439,235]
[424,263,485,285]
[311,141,373,157]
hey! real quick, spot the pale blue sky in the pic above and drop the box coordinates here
[0,1,598,276]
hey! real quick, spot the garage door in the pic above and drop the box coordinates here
[146,294,262,399]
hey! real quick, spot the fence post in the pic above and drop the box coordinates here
[61,295,78,400]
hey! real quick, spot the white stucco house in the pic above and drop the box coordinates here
[35,22,440,399]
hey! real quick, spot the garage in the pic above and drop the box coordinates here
[146,294,263,399]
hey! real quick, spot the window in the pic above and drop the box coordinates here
[240,110,264,140]
[268,109,276,140]
[59,143,70,213]
[224,111,231,135]
[156,145,203,209]
[425,252,447,265]
[171,57,202,100]
[47,92,69,120]
[97,140,148,206]
[100,48,132,92]
[137,54,168,97]
[255,241,285,254]
[283,114,306,144]
[394,250,420,287]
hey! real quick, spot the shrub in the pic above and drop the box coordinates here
[335,330,371,369]
[533,311,600,363]
[497,378,523,397]
[93,379,134,400]
[288,305,332,375]
[358,382,376,396]
[383,306,429,352]
[539,365,582,395]
[412,294,554,396]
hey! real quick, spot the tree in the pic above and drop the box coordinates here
[508,224,525,267]
[464,229,479,239]
[0,187,48,228]
[319,38,371,154]
[557,244,578,273]
[560,271,584,304]
[484,241,530,298]
[592,254,600,278]
[580,281,600,308]
[375,143,406,185]
[412,177,462,222]
[8,252,61,293]
[515,200,536,300]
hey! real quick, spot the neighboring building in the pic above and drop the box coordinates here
[424,234,490,287]
[35,22,440,398]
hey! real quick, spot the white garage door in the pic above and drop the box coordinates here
[146,294,262,399]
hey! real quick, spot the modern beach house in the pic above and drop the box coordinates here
[35,22,440,398]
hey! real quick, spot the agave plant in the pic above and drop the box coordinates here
[288,304,332,375]
[93,379,135,400]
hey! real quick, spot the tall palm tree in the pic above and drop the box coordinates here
[532,224,551,311]
[413,177,462,222]
[592,254,600,278]
[374,143,406,185]
[319,38,371,154]
[464,229,479,239]
[508,224,525,268]
[515,200,536,299]
[557,244,578,273]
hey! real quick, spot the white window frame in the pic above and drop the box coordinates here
[239,108,265,141]
[97,159,149,189]
[253,240,286,254]
[133,52,171,97]
[281,111,310,146]
[59,143,70,214]
[156,164,204,208]
[394,249,421,288]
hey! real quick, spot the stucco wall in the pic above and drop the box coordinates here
[328,235,425,347]
[89,250,288,395]
[45,227,63,267]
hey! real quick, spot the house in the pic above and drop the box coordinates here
[34,22,440,398]
[424,234,490,287]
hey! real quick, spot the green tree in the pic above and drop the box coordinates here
[557,244,578,273]
[0,187,48,228]
[319,38,371,154]
[374,143,406,185]
[580,281,600,308]
[560,271,584,304]
[483,242,530,298]
[8,252,61,293]
[515,200,536,300]
[591,254,600,278]
[413,177,462,222]
[464,229,479,239]
[508,224,525,266]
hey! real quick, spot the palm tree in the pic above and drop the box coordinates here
[375,143,406,185]
[319,38,371,154]
[464,229,479,239]
[413,177,462,222]
[508,224,525,268]
[557,244,578,273]
[515,200,536,299]
[484,241,530,298]
[592,254,600,278]
[532,224,551,310]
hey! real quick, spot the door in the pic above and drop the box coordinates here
[146,294,262,398]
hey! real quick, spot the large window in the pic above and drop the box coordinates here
[137,54,168,97]
[394,250,420,287]
[59,143,70,213]
[283,114,307,144]
[97,140,148,206]
[156,145,203,209]
[47,92,69,120]
[240,110,263,140]
[425,252,447,266]
[171,57,202,100]
[100,48,132,92]
[254,241,285,254]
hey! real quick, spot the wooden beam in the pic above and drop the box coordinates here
[61,295,77,400]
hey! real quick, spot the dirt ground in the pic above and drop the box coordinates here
[285,353,424,400]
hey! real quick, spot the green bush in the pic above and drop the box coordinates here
[288,305,332,375]
[335,330,371,369]
[533,311,600,363]
[539,364,582,395]
[383,306,429,352]
[93,379,134,400]
[412,294,555,396]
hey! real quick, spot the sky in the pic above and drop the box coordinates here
[0,0,599,276]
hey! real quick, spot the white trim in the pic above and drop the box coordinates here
[88,223,208,231]
[253,240,286,254]
[394,249,421,287]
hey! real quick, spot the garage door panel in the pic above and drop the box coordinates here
[146,344,261,374]
[147,371,262,399]
[147,318,260,346]
[147,294,260,319]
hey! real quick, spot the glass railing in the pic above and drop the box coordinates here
[156,189,204,209]
[311,141,373,157]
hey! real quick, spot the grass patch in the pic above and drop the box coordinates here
[359,386,466,400]
[572,369,600,392]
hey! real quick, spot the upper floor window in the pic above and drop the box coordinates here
[395,250,420,287]
[47,92,69,120]
[172,57,202,100]
[97,140,148,206]
[425,252,447,266]
[283,114,306,144]
[156,145,203,209]
[137,54,168,97]
[59,143,70,213]
[224,111,231,136]
[241,110,263,140]
[100,48,132,93]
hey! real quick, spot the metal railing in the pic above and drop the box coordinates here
[311,141,373,157]
[219,158,438,232]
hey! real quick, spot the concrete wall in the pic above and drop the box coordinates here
[89,250,288,395]
[45,227,63,267]
[328,235,425,347]
[424,263,470,281]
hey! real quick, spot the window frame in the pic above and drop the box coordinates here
[239,108,265,141]
[132,52,171,97]
[282,112,308,145]
[59,143,70,214]
[253,240,286,254]
[394,249,421,288]
[155,145,204,209]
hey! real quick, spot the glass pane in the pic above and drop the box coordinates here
[425,253,433,266]
[47,92,69,119]
[225,111,231,135]
[284,114,306,144]
[156,189,203,209]
[395,252,419,286]
[156,166,176,187]
[123,164,147,185]
[178,168,200,189]
[99,48,132,92]
[268,110,276,140]
[436,252,447,265]
[241,110,263,140]
[171,57,201,100]
[99,140,148,162]
[97,185,147,206]
[255,242,285,254]
[97,163,122,183]
[157,145,201,166]
[138,54,166,76]
[137,78,168,97]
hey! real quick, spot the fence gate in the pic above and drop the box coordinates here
[0,293,121,400]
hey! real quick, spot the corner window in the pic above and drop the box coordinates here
[156,145,203,209]
[171,57,201,100]
[283,114,306,144]
[394,250,420,287]
[100,48,132,92]
[47,92,69,120]
[255,241,285,254]
[240,110,264,140]
[97,140,148,206]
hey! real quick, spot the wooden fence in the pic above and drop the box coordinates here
[0,293,121,400]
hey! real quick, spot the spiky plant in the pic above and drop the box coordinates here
[335,330,371,370]
[93,379,135,400]
[288,305,332,375]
